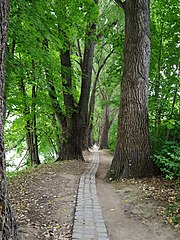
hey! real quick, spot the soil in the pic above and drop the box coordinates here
[97,149,180,240]
[8,149,180,240]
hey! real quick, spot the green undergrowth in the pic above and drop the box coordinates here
[153,141,180,180]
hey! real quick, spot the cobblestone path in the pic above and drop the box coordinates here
[72,147,109,240]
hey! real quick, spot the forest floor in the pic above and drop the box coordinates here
[8,149,179,240]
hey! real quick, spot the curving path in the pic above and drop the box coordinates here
[72,146,109,240]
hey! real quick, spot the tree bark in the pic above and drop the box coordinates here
[108,0,154,179]
[44,38,83,161]
[99,107,118,149]
[79,21,97,150]
[0,1,19,239]
[87,50,114,147]
[59,46,83,160]
[31,84,40,165]
[58,11,97,156]
[20,78,40,166]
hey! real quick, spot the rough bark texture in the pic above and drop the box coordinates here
[79,21,97,150]
[108,0,154,179]
[0,1,19,239]
[59,47,83,160]
[44,38,83,161]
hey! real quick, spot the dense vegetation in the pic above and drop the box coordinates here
[5,0,180,177]
[0,0,179,238]
[4,0,179,180]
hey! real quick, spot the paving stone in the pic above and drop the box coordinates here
[72,147,109,240]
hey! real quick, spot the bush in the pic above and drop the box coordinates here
[153,142,180,180]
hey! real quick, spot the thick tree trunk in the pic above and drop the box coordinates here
[58,113,83,160]
[0,1,19,239]
[47,73,83,161]
[44,38,83,161]
[59,47,83,160]
[79,24,96,150]
[108,0,154,180]
[79,0,98,149]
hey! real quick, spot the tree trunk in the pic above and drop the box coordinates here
[79,2,98,150]
[59,47,83,160]
[20,79,40,166]
[44,38,83,161]
[108,0,154,180]
[99,106,118,149]
[87,50,114,148]
[155,22,164,140]
[60,46,83,160]
[31,84,40,165]
[165,86,178,141]
[100,106,110,149]
[0,1,19,239]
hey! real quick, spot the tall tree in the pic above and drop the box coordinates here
[55,0,99,159]
[77,0,99,150]
[108,0,154,179]
[0,0,19,239]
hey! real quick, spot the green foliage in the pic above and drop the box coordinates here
[4,0,180,181]
[154,142,180,180]
[5,0,98,166]
[148,0,180,180]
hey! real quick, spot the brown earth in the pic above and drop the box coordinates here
[8,150,180,240]
[97,149,180,240]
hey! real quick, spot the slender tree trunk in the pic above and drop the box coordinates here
[99,106,118,149]
[165,86,178,141]
[108,0,154,180]
[20,80,40,166]
[0,1,19,239]
[31,84,40,165]
[155,22,164,139]
[87,50,114,148]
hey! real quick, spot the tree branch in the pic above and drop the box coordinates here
[114,0,125,10]
[110,109,119,126]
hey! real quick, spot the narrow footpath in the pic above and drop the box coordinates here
[8,148,179,240]
[72,146,109,240]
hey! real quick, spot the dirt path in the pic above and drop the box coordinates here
[9,149,179,240]
[96,149,180,240]
[9,159,88,239]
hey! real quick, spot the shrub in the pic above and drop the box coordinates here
[153,142,180,180]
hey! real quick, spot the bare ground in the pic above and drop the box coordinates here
[8,150,180,240]
[97,149,180,240]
